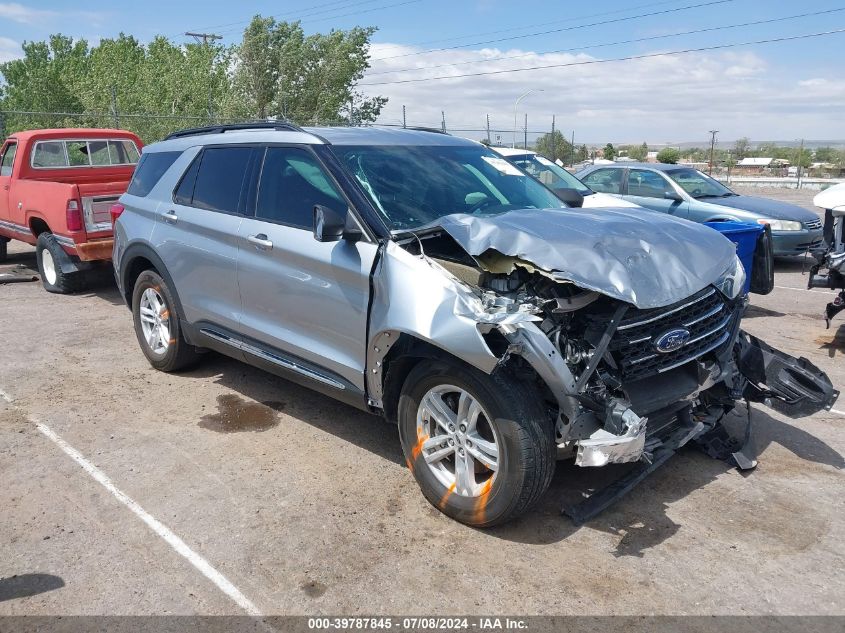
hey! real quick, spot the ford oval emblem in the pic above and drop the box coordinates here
[653,327,690,354]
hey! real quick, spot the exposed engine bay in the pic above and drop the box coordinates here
[369,208,836,521]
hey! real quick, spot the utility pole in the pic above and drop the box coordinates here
[523,113,528,150]
[441,111,446,134]
[185,32,223,45]
[708,130,719,175]
[570,130,575,167]
[796,138,805,189]
[348,99,354,126]
[486,114,491,145]
[551,115,556,161]
[402,105,406,128]
[185,33,222,122]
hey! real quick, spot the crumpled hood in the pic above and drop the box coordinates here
[431,207,737,309]
[702,194,819,222]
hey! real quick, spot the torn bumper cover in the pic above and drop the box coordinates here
[575,409,647,467]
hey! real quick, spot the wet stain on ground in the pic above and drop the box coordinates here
[301,580,327,598]
[199,394,284,433]
[814,331,845,354]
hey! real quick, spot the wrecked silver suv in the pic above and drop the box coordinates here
[114,124,834,527]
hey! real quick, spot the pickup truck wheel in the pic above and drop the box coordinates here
[0,238,7,262]
[131,270,199,372]
[398,359,555,527]
[36,233,84,294]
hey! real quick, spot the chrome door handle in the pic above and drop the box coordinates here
[163,210,178,224]
[247,233,273,251]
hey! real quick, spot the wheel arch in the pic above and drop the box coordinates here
[119,243,186,320]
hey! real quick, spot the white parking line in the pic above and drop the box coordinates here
[774,285,837,295]
[34,419,264,617]
[828,408,845,417]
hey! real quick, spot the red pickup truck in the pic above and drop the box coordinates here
[0,128,143,293]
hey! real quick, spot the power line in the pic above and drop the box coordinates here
[369,0,739,62]
[402,0,684,49]
[359,28,845,86]
[187,0,384,35]
[365,7,845,77]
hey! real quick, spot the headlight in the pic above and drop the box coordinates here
[757,218,802,231]
[714,255,747,299]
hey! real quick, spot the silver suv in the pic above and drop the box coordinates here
[114,123,834,527]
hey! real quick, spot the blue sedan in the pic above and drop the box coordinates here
[575,163,823,256]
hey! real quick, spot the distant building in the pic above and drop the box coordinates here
[737,157,774,167]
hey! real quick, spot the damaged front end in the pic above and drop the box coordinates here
[367,208,835,521]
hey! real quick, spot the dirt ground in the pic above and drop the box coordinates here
[0,187,843,616]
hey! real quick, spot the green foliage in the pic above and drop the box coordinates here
[576,144,588,162]
[534,129,572,163]
[656,147,680,164]
[734,137,750,159]
[603,143,616,160]
[0,17,387,142]
[228,17,386,125]
[621,142,648,161]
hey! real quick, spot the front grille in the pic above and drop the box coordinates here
[608,287,734,381]
[804,218,822,230]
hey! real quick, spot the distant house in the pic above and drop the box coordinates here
[735,157,791,176]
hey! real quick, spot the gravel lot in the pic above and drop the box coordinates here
[1,187,843,617]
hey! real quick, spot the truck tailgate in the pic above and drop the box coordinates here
[77,181,130,235]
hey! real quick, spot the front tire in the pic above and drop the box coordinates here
[131,270,198,372]
[398,358,555,527]
[36,233,85,294]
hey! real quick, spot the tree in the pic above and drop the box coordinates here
[656,147,680,164]
[734,137,751,159]
[228,16,387,125]
[603,143,616,160]
[814,147,839,164]
[535,129,572,163]
[625,142,648,161]
[576,144,588,162]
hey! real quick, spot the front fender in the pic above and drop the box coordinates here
[366,242,501,406]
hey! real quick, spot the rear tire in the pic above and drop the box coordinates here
[36,233,85,294]
[131,269,199,372]
[0,238,8,262]
[398,358,555,527]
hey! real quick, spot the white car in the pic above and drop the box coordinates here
[491,146,642,209]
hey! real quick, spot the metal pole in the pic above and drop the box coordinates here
[570,130,575,167]
[513,89,543,148]
[486,114,491,145]
[551,115,556,161]
[708,130,719,175]
[524,113,528,150]
[349,99,354,126]
[402,105,406,128]
[797,138,804,189]
[441,111,446,133]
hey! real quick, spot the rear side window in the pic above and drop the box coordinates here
[582,168,623,194]
[173,156,201,206]
[1,142,17,176]
[127,151,181,197]
[191,147,254,214]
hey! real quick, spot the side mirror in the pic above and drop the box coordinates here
[553,187,585,208]
[664,191,683,202]
[313,205,346,242]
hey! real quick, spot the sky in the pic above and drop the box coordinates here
[1,0,844,145]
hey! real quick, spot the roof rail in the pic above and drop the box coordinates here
[164,121,305,140]
[404,126,451,136]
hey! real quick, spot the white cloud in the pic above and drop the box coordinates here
[0,35,21,62]
[0,3,53,24]
[0,3,106,26]
[361,43,845,143]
